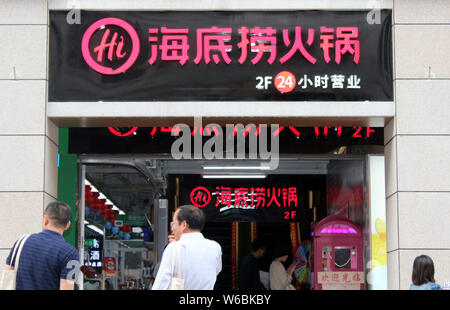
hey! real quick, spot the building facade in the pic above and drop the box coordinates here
[0,0,449,290]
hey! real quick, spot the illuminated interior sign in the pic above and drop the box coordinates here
[178,174,325,223]
[49,11,392,102]
[107,126,375,138]
[190,186,298,209]
[320,224,358,234]
[69,126,383,154]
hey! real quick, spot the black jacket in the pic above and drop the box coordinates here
[239,254,261,290]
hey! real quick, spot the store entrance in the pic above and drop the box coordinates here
[77,155,379,290]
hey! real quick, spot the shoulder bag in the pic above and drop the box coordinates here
[167,242,184,290]
[0,234,31,290]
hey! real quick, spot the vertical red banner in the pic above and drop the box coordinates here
[231,222,237,290]
[290,222,298,257]
[252,222,258,240]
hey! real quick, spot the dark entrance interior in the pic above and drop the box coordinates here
[169,173,327,290]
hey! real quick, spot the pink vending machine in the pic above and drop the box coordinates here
[312,216,364,290]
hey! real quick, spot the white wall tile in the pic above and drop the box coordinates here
[0,249,10,266]
[386,193,398,253]
[397,135,450,191]
[0,136,45,191]
[0,0,47,25]
[398,192,450,249]
[48,0,393,10]
[43,192,57,209]
[46,119,59,146]
[396,80,450,135]
[0,25,47,79]
[384,137,397,197]
[384,117,395,145]
[44,137,58,199]
[387,250,399,290]
[0,192,43,248]
[0,81,46,135]
[395,25,450,79]
[394,0,450,24]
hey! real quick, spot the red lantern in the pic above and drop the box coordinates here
[106,212,116,222]
[90,200,101,211]
[85,193,95,204]
[95,199,106,212]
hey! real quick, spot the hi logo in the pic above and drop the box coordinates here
[81,17,140,75]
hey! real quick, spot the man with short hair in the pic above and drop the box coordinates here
[152,205,222,290]
[239,238,267,290]
[4,201,80,290]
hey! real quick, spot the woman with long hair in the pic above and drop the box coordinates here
[269,245,296,290]
[410,255,442,290]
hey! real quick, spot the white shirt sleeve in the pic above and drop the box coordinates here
[152,243,174,290]
[216,243,223,276]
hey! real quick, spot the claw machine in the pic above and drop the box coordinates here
[312,216,364,290]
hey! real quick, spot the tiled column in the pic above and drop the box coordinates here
[0,1,57,264]
[386,0,450,289]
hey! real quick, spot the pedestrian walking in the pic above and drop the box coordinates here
[2,201,80,290]
[152,205,222,290]
[410,255,442,290]
[239,238,267,290]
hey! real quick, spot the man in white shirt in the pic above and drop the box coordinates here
[152,205,222,290]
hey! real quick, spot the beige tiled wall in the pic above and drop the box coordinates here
[386,193,398,253]
[395,26,450,79]
[0,26,47,79]
[398,192,450,249]
[388,0,450,290]
[384,137,397,198]
[394,0,450,24]
[0,81,47,134]
[0,192,44,249]
[396,80,450,134]
[0,1,54,254]
[397,136,450,191]
[0,0,48,25]
[387,250,400,290]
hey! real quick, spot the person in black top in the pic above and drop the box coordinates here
[239,238,267,290]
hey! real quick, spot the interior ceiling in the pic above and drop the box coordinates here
[86,165,155,216]
[85,159,331,215]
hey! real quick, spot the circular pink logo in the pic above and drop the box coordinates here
[107,127,139,137]
[81,17,140,75]
[190,187,211,208]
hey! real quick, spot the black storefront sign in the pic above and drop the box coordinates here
[68,126,383,154]
[49,10,392,102]
[179,174,325,223]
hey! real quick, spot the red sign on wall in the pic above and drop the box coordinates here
[50,10,392,102]
[190,186,298,209]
